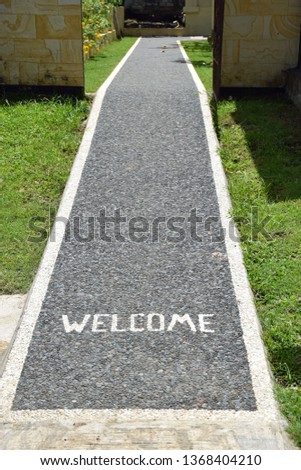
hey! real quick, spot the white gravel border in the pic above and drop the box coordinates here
[177,41,280,419]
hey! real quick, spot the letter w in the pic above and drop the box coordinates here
[62,315,91,333]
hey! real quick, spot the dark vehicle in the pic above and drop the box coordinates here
[123,0,185,24]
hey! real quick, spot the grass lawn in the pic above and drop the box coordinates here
[182,40,213,93]
[0,38,136,294]
[0,96,89,293]
[183,40,301,447]
[85,37,137,93]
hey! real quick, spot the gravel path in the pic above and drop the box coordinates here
[13,38,256,411]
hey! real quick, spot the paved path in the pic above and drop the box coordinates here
[0,38,293,448]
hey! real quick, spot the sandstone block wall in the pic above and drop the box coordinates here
[0,0,84,89]
[184,0,212,36]
[221,0,301,88]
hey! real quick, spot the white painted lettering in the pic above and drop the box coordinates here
[62,314,91,333]
[62,313,215,334]
[130,314,145,332]
[167,314,196,332]
[147,313,165,331]
[198,314,215,333]
[92,314,110,332]
[111,314,126,332]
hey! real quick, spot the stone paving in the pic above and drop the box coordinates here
[0,295,26,376]
[0,38,294,449]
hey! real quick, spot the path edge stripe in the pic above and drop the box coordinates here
[0,38,142,411]
[177,40,280,419]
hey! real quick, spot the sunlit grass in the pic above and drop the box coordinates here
[0,96,89,293]
[85,37,137,92]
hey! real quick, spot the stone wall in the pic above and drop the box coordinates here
[184,0,212,36]
[0,0,84,90]
[221,0,301,88]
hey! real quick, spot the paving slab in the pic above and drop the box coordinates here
[0,38,294,449]
[0,414,293,450]
[0,295,27,376]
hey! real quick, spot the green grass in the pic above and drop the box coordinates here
[85,37,137,92]
[0,96,89,293]
[0,37,137,293]
[183,39,301,447]
[182,40,213,93]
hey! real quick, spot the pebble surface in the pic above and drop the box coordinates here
[13,38,256,411]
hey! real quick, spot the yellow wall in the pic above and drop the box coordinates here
[184,0,213,37]
[0,0,84,88]
[222,0,301,87]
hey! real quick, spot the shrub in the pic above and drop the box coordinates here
[82,1,121,56]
